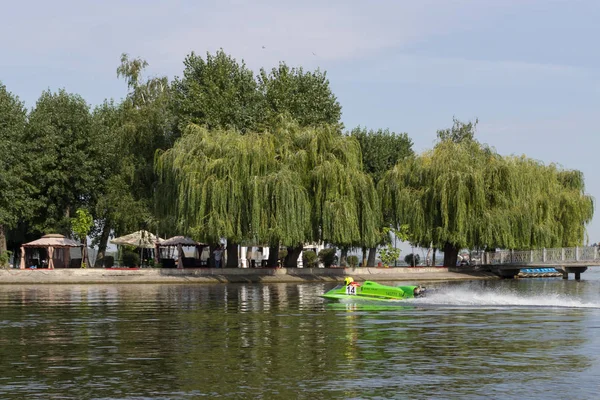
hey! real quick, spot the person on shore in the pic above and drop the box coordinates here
[213,244,225,268]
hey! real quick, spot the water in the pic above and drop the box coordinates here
[2,272,600,399]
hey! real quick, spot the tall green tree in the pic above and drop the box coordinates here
[172,49,263,133]
[381,119,594,267]
[118,54,176,228]
[89,100,145,262]
[0,83,34,256]
[173,50,344,134]
[258,63,342,127]
[92,54,177,263]
[26,89,100,235]
[350,127,414,266]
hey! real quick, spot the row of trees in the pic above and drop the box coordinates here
[0,50,594,267]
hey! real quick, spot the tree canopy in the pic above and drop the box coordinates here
[258,63,342,128]
[156,119,379,248]
[1,49,595,272]
[381,120,594,266]
[25,89,100,234]
[349,126,414,265]
[89,55,177,262]
[350,127,414,185]
[173,50,342,133]
[0,83,34,254]
[173,50,263,132]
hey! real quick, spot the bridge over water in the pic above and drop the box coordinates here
[468,246,600,280]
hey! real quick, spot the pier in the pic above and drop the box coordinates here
[467,246,600,280]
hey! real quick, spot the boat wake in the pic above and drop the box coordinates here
[407,287,600,309]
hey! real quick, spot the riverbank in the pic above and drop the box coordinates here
[0,266,497,284]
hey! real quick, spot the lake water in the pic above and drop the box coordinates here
[2,271,600,399]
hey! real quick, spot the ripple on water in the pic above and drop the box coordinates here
[0,281,599,399]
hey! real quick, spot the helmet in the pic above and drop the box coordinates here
[344,277,354,286]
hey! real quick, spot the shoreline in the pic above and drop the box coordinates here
[0,267,498,284]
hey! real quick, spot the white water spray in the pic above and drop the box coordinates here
[406,287,600,309]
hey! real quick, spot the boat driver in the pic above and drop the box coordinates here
[344,277,360,287]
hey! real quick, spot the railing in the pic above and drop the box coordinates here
[473,246,600,266]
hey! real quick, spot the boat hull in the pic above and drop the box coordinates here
[321,281,423,302]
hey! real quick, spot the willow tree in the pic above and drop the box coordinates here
[156,119,380,267]
[381,119,594,267]
[351,127,414,266]
[156,123,311,267]
[284,121,381,265]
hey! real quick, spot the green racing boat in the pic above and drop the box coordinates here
[321,277,426,302]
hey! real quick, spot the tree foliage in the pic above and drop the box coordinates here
[96,54,176,238]
[156,119,379,247]
[0,83,33,230]
[173,50,342,134]
[173,50,262,133]
[258,63,341,128]
[378,226,407,266]
[71,208,93,268]
[0,83,34,254]
[437,117,477,143]
[26,89,100,234]
[2,48,594,274]
[71,208,93,242]
[350,127,414,184]
[302,250,318,268]
[318,248,337,268]
[381,119,594,266]
[350,125,414,265]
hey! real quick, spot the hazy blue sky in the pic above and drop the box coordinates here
[2,0,599,244]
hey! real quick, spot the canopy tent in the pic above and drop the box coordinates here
[20,234,83,269]
[156,236,207,269]
[110,230,164,267]
[110,230,163,248]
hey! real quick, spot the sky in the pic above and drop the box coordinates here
[2,0,599,245]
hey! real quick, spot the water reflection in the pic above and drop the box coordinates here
[0,280,598,399]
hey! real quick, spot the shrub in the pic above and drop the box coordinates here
[302,250,318,268]
[404,253,420,267]
[318,248,337,268]
[0,250,12,268]
[122,251,140,267]
[278,248,288,262]
[347,255,359,268]
[379,244,400,267]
